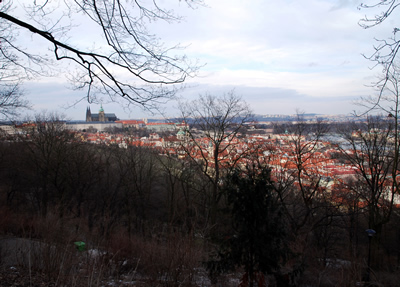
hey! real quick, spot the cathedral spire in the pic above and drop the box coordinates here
[86,106,92,122]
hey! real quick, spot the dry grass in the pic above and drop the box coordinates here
[0,212,211,286]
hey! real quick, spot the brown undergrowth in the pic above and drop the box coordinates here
[0,209,209,286]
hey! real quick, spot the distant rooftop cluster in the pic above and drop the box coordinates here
[1,114,399,210]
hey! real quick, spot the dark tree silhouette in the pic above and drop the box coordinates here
[207,166,287,287]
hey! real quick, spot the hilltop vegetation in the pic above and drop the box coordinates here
[0,115,400,287]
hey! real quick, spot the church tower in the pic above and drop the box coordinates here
[86,106,92,122]
[99,104,105,122]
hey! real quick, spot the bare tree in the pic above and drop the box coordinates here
[359,1,400,105]
[337,116,398,236]
[261,114,350,284]
[0,82,30,119]
[0,3,30,119]
[0,83,26,118]
[0,0,201,110]
[115,145,161,236]
[354,61,400,230]
[178,91,252,226]
[272,114,331,233]
[19,112,74,217]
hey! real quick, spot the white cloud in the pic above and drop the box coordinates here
[11,0,400,119]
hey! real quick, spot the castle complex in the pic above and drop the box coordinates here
[86,105,118,122]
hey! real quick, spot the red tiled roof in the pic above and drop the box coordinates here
[115,120,145,125]
[146,122,175,126]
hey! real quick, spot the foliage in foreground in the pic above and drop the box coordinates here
[207,166,288,287]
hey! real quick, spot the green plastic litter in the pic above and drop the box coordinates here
[74,241,86,251]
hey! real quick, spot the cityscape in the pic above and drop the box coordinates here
[1,0,400,286]
[1,102,399,285]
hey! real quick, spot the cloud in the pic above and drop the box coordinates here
[11,0,398,120]
[175,83,358,116]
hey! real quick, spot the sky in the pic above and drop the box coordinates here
[14,0,398,120]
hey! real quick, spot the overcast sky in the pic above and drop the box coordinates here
[20,0,397,120]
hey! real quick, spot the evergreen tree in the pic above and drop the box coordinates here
[207,166,287,287]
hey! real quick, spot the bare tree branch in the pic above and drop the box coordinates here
[0,82,30,119]
[0,0,201,111]
[358,1,400,109]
